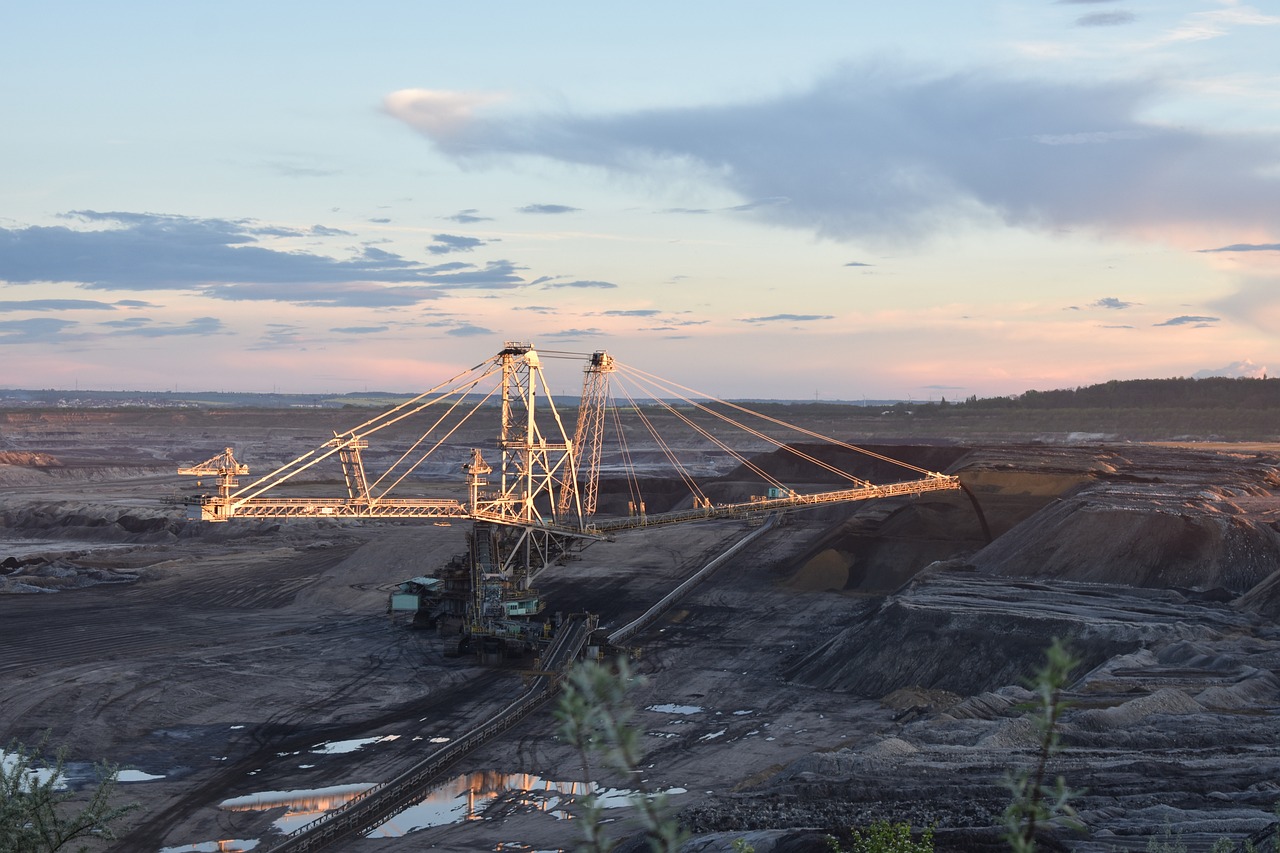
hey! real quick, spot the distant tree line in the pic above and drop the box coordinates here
[917,376,1280,412]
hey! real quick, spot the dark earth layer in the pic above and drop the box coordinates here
[2,409,1280,852]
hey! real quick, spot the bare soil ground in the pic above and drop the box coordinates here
[4,410,1280,853]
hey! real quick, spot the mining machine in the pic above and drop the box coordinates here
[179,343,961,643]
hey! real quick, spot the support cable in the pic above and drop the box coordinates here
[615,368,870,488]
[614,382,709,507]
[615,361,941,477]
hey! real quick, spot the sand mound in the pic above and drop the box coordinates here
[1072,688,1203,732]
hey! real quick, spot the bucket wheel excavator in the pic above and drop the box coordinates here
[180,342,960,643]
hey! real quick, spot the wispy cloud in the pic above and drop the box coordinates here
[444,209,493,224]
[739,313,835,323]
[0,317,78,344]
[446,323,493,337]
[1199,242,1280,253]
[543,279,618,289]
[331,325,389,334]
[1160,4,1280,44]
[1092,296,1136,309]
[542,327,604,338]
[310,225,354,237]
[427,233,491,254]
[386,67,1280,244]
[1154,315,1220,327]
[517,203,581,215]
[100,316,225,338]
[200,282,447,308]
[0,299,118,311]
[1193,360,1267,379]
[1077,12,1135,27]
[251,324,306,351]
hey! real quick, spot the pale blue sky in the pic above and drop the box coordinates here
[2,1,1278,398]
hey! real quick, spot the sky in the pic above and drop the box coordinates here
[2,1,1279,401]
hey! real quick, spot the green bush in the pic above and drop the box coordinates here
[1,736,138,853]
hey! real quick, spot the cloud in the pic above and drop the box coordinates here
[268,162,339,179]
[100,316,225,337]
[598,309,661,317]
[542,327,604,338]
[426,260,530,289]
[428,233,489,254]
[445,323,492,337]
[1199,242,1280,253]
[0,299,117,311]
[1099,324,1135,329]
[0,317,78,344]
[445,209,493,223]
[1057,0,1121,4]
[1077,12,1135,27]
[1161,4,1280,44]
[331,325,389,334]
[0,212,540,304]
[739,313,835,323]
[386,69,1280,243]
[518,203,581,215]
[1154,315,1220,327]
[200,282,447,307]
[726,197,791,212]
[311,225,354,237]
[1194,359,1267,379]
[543,279,618,289]
[844,261,873,267]
[382,89,506,139]
[1092,297,1136,309]
[252,324,306,351]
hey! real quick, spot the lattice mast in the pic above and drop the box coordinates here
[474,343,581,527]
[177,447,249,501]
[559,351,615,518]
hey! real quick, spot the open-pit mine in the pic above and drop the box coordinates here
[4,348,1280,853]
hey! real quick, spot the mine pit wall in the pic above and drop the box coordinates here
[782,441,1280,700]
[780,444,1102,596]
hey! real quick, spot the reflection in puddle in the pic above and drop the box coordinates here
[214,772,687,842]
[220,783,378,833]
[119,769,166,782]
[369,770,687,838]
[158,840,259,852]
[369,771,587,837]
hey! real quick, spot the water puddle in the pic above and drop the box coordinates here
[645,704,703,715]
[219,783,378,833]
[307,735,399,755]
[0,750,66,789]
[118,769,166,782]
